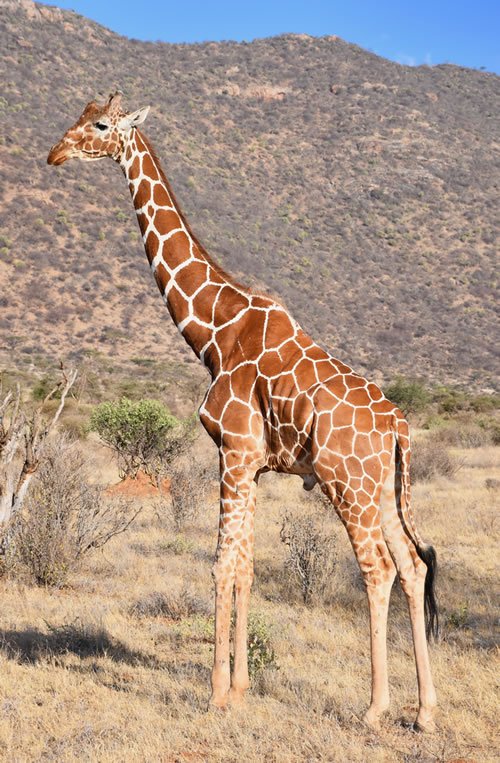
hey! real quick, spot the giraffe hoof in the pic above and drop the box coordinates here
[228,687,247,706]
[413,717,437,734]
[362,710,382,732]
[207,694,229,712]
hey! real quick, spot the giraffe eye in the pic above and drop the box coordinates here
[94,122,108,131]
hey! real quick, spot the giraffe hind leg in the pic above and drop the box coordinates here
[379,461,437,731]
[313,466,396,730]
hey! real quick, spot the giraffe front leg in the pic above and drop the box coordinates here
[209,454,259,710]
[228,478,257,705]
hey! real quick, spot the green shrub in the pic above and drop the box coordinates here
[230,611,278,678]
[384,377,430,416]
[246,612,278,676]
[90,397,190,479]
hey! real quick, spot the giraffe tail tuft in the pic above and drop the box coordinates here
[415,543,439,640]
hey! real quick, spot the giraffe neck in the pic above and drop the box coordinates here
[120,130,244,375]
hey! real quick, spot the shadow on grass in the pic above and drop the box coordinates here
[0,622,163,668]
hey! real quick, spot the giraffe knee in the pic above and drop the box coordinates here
[399,556,426,597]
[212,556,235,589]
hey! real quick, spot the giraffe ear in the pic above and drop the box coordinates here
[119,106,150,130]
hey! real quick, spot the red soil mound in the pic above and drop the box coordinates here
[105,470,171,498]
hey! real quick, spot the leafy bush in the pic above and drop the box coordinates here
[384,377,431,416]
[280,512,337,605]
[246,612,278,676]
[7,436,139,586]
[230,611,278,678]
[90,398,194,479]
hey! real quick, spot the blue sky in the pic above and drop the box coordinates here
[52,0,499,73]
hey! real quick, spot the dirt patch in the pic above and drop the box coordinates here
[105,470,170,498]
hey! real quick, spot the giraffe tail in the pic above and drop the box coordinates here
[394,420,439,641]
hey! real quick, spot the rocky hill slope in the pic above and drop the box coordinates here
[0,0,498,393]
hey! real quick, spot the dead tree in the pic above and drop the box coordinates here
[0,365,78,525]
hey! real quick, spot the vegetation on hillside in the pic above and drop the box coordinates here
[0,1,498,392]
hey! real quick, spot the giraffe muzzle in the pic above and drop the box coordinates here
[47,141,71,166]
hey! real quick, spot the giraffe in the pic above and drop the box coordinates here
[47,92,438,732]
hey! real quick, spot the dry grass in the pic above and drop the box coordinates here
[0,434,498,762]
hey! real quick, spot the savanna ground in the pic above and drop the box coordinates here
[0,431,498,762]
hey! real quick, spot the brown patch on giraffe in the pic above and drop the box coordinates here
[363,455,384,485]
[362,474,377,495]
[345,456,364,479]
[357,492,374,512]
[136,212,149,236]
[142,154,160,180]
[353,432,372,458]
[219,313,267,368]
[191,283,223,325]
[331,426,355,455]
[153,262,169,292]
[135,178,152,207]
[154,208,181,233]
[292,357,317,390]
[367,382,384,401]
[165,232,193,271]
[214,287,250,328]
[369,430,384,451]
[371,399,396,415]
[346,388,370,407]
[345,374,366,390]
[303,344,326,361]
[315,359,342,385]
[204,375,232,421]
[278,395,295,425]
[330,359,353,375]
[278,423,299,451]
[166,284,190,324]
[129,154,141,179]
[229,363,258,399]
[145,231,160,264]
[251,295,273,310]
[264,310,296,349]
[153,183,173,207]
[354,407,374,432]
[182,262,210,298]
[258,350,284,378]
[327,376,348,400]
[272,371,299,401]
[348,477,363,494]
[332,403,355,429]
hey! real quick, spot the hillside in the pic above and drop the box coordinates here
[0,0,498,400]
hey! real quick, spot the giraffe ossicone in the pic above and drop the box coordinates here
[47,92,438,732]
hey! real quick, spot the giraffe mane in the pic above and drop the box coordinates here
[137,131,251,294]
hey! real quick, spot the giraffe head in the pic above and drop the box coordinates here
[47,91,149,166]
